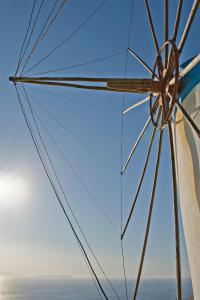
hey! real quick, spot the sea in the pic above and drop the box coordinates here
[0,276,193,300]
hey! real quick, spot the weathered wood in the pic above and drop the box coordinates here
[128,48,154,76]
[164,0,169,68]
[178,0,200,53]
[107,79,160,93]
[10,76,129,82]
[9,76,161,94]
[123,96,150,114]
[10,78,113,92]
[144,0,160,53]
[168,122,182,300]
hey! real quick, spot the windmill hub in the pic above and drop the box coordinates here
[150,40,179,130]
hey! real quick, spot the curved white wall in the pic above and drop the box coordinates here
[174,83,200,300]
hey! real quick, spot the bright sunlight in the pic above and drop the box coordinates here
[0,172,29,207]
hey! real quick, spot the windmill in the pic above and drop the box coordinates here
[9,1,200,299]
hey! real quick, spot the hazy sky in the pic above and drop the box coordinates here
[0,0,199,281]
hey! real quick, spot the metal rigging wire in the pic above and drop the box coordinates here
[23,0,108,75]
[82,253,104,300]
[20,0,68,75]
[28,86,120,113]
[20,84,121,300]
[15,0,37,75]
[27,49,126,77]
[121,108,161,240]
[28,92,119,171]
[120,1,136,299]
[18,0,46,74]
[31,0,60,51]
[15,84,110,300]
[25,91,120,234]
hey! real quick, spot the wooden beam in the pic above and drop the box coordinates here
[9,76,161,94]
[178,0,200,53]
[107,79,160,93]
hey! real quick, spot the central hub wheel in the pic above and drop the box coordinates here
[150,40,179,129]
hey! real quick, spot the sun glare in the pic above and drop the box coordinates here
[0,173,29,207]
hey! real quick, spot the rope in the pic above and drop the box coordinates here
[15,84,110,300]
[23,0,107,75]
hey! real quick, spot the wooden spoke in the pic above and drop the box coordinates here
[172,0,183,42]
[128,48,155,76]
[117,92,158,176]
[164,0,169,68]
[175,100,200,137]
[144,0,160,53]
[132,130,163,300]
[178,0,200,53]
[168,0,183,64]
[164,54,174,82]
[123,96,150,115]
[121,109,161,240]
[163,40,179,89]
[168,121,182,300]
[121,117,151,175]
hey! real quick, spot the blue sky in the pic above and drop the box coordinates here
[0,0,199,282]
